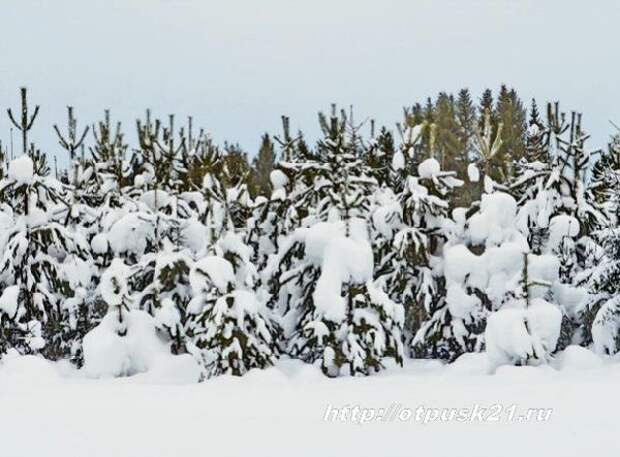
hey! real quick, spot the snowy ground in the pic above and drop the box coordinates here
[1,347,617,457]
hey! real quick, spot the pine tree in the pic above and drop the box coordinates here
[511,100,553,254]
[473,108,504,194]
[364,125,395,187]
[271,107,404,376]
[99,258,133,337]
[579,132,620,349]
[7,87,39,156]
[286,105,376,226]
[91,109,140,204]
[479,89,496,126]
[187,254,278,377]
[584,227,620,354]
[590,132,620,222]
[454,88,478,206]
[495,85,527,176]
[433,92,462,174]
[371,113,462,356]
[0,156,89,359]
[250,134,276,197]
[511,102,607,348]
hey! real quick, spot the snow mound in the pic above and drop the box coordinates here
[548,214,580,249]
[468,192,518,246]
[90,233,109,255]
[296,220,374,322]
[467,163,480,182]
[417,157,440,178]
[392,150,405,171]
[486,299,562,371]
[444,244,486,288]
[0,285,21,317]
[445,352,490,375]
[82,310,173,378]
[100,259,132,306]
[108,213,154,256]
[528,255,560,299]
[8,155,34,184]
[553,345,604,371]
[191,256,235,294]
[270,169,289,190]
[130,354,201,384]
[181,218,208,253]
[0,352,61,386]
[141,190,170,210]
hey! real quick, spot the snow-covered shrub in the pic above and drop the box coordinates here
[82,258,195,378]
[82,308,170,378]
[486,298,562,371]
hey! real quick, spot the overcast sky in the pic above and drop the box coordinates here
[1,0,618,164]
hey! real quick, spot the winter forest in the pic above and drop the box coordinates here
[1,84,618,381]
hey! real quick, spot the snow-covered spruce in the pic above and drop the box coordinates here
[412,192,568,362]
[0,156,93,360]
[280,107,376,228]
[372,153,461,356]
[186,255,279,377]
[584,227,620,355]
[278,219,404,377]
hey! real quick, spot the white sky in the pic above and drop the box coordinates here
[1,0,619,164]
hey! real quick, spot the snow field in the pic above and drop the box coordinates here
[0,349,618,457]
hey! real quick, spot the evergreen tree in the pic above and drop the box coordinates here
[584,227,620,354]
[364,125,395,187]
[433,92,462,174]
[250,133,276,197]
[495,86,527,179]
[478,89,496,127]
[285,105,376,226]
[590,132,620,222]
[89,109,134,208]
[187,254,278,377]
[373,118,462,355]
[0,156,89,359]
[270,108,404,376]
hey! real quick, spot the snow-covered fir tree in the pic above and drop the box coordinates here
[510,103,608,348]
[370,114,462,358]
[0,155,90,360]
[269,108,404,376]
[579,133,620,351]
[584,227,620,355]
[186,254,278,378]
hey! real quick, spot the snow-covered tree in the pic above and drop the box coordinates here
[0,156,90,359]
[284,106,376,227]
[590,132,620,223]
[279,219,404,376]
[267,109,404,376]
[511,104,608,346]
[81,258,188,378]
[186,255,278,377]
[371,117,461,355]
[581,226,620,354]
